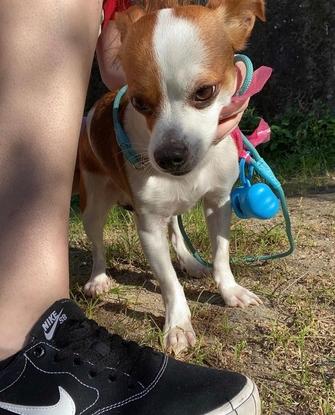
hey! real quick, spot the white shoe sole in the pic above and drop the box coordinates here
[205,377,261,415]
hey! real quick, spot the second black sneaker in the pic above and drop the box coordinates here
[0,299,261,414]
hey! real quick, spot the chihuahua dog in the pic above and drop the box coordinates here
[74,0,265,353]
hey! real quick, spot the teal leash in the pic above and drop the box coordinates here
[112,85,143,168]
[234,54,254,95]
[177,133,295,267]
[240,134,295,261]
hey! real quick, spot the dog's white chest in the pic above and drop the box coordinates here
[139,170,209,215]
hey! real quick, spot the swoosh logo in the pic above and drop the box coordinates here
[0,386,76,415]
[44,309,63,341]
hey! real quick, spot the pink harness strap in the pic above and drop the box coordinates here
[228,66,273,157]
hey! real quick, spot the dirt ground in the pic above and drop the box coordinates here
[70,192,335,415]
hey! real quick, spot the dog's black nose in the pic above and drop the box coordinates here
[154,138,190,174]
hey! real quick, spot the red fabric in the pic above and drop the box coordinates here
[103,0,130,28]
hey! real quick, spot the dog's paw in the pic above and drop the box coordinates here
[179,256,211,278]
[164,321,196,355]
[84,273,111,297]
[219,284,262,308]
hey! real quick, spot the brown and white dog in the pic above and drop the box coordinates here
[74,0,265,353]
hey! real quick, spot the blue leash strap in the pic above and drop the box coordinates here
[112,85,143,168]
[241,133,295,261]
[177,133,295,266]
[234,54,254,95]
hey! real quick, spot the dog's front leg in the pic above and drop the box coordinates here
[204,195,262,308]
[135,213,196,354]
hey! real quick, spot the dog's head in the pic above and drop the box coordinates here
[115,0,265,176]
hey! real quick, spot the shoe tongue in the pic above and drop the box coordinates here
[30,299,86,343]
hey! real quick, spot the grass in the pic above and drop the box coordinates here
[69,188,335,414]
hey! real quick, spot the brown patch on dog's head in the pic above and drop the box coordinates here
[115,8,162,132]
[112,0,265,172]
[173,6,237,101]
[114,0,265,125]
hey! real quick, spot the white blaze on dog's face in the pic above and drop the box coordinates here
[117,1,265,176]
[149,8,235,176]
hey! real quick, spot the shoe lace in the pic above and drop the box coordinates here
[54,318,147,381]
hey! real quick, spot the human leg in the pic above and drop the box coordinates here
[0,0,103,359]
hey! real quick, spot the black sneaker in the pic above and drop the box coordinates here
[0,299,261,414]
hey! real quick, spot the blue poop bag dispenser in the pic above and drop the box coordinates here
[231,157,280,220]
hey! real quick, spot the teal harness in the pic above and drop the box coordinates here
[112,54,295,265]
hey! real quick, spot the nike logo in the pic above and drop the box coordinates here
[0,386,76,415]
[42,309,64,341]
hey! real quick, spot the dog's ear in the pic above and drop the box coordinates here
[115,5,146,41]
[96,6,145,90]
[207,0,265,50]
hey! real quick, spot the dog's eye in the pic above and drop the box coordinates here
[131,96,152,114]
[194,85,216,102]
